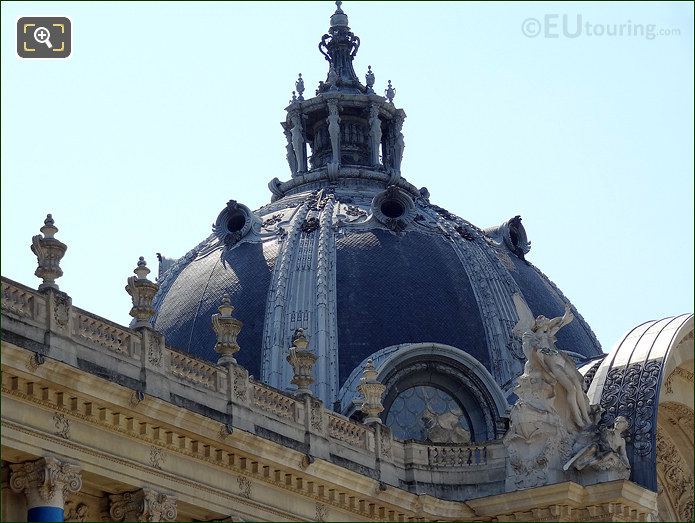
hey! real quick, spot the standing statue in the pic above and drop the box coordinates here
[512,295,591,428]
[326,63,338,89]
[284,128,298,177]
[392,115,405,176]
[290,113,306,173]
[368,104,382,167]
[327,100,341,168]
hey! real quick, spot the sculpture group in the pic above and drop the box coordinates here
[504,294,631,490]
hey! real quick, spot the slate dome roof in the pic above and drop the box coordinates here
[151,182,603,404]
[149,3,603,407]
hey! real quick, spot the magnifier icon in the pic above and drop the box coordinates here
[33,26,53,49]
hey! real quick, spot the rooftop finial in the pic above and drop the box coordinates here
[295,73,305,101]
[385,80,396,104]
[31,213,67,292]
[365,65,375,94]
[125,257,158,329]
[335,0,343,14]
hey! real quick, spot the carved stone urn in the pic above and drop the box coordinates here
[287,328,317,396]
[125,257,159,329]
[211,294,243,365]
[357,359,386,425]
[31,214,67,292]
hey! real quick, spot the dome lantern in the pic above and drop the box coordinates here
[275,1,407,197]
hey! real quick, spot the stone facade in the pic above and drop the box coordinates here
[3,273,689,521]
[1,3,691,522]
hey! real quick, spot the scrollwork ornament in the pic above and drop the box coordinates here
[315,502,327,522]
[53,293,70,327]
[147,335,162,367]
[237,476,252,499]
[10,457,82,507]
[53,411,70,439]
[149,447,165,469]
[64,500,89,522]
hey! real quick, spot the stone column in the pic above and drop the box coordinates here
[109,488,177,522]
[9,456,82,522]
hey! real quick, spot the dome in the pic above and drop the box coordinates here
[149,4,603,411]
[152,183,603,405]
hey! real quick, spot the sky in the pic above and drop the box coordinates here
[1,1,693,352]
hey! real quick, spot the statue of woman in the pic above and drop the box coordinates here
[290,114,306,173]
[327,100,341,167]
[513,295,592,428]
[284,128,298,177]
[368,104,382,166]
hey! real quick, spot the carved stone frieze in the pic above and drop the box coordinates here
[656,426,694,522]
[664,366,694,394]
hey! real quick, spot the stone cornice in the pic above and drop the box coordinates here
[0,344,444,521]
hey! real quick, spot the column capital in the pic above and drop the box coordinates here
[109,488,177,522]
[9,456,82,509]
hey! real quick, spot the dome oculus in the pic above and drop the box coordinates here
[371,185,416,232]
[213,200,254,246]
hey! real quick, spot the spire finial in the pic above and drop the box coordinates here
[335,0,343,14]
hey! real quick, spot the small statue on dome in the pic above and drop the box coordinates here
[385,80,396,104]
[365,65,375,94]
[295,73,305,101]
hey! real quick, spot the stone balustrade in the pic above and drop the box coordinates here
[169,350,220,391]
[428,444,490,467]
[327,413,368,449]
[0,275,508,498]
[252,383,298,422]
[73,311,134,356]
[1,280,40,320]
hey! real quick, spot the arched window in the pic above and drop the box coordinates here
[337,343,509,443]
[385,385,472,442]
[380,357,505,442]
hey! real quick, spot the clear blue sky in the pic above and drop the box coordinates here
[2,1,693,351]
